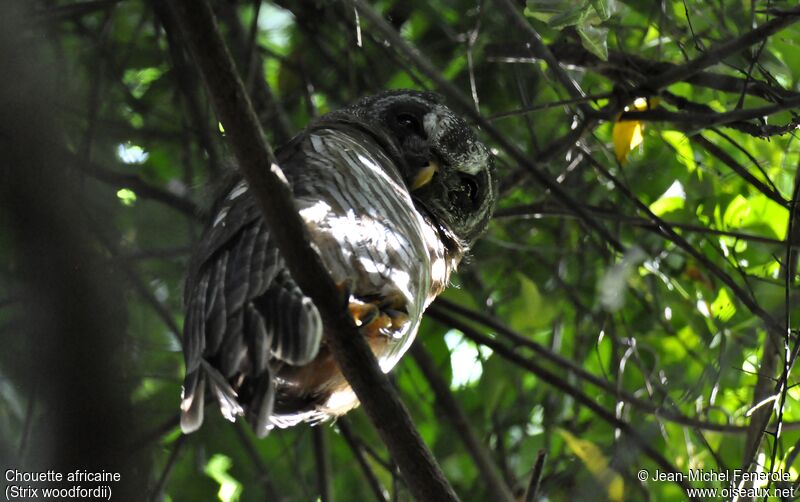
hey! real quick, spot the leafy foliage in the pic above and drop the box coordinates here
[3,0,800,500]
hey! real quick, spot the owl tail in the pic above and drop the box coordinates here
[180,361,245,434]
[180,369,204,434]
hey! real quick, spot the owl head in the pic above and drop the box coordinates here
[324,90,496,255]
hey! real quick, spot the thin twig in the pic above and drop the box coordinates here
[426,307,697,499]
[411,344,515,502]
[128,413,180,453]
[337,420,388,502]
[433,299,796,434]
[580,149,783,334]
[491,0,589,114]
[313,427,333,502]
[523,449,547,502]
[29,0,122,23]
[347,0,624,254]
[619,96,800,134]
[232,422,282,500]
[692,134,786,206]
[494,202,788,246]
[638,7,800,92]
[148,434,186,502]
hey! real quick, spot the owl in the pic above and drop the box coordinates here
[180,90,496,437]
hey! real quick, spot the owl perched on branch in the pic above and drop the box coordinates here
[180,90,496,437]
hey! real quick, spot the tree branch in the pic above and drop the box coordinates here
[620,97,800,137]
[432,299,782,434]
[534,41,799,103]
[232,422,282,500]
[425,307,697,498]
[491,0,590,115]
[580,150,783,335]
[72,155,204,219]
[337,420,389,502]
[638,7,800,93]
[167,0,457,499]
[692,134,787,206]
[411,344,515,502]
[495,202,788,247]
[313,427,333,502]
[523,449,547,502]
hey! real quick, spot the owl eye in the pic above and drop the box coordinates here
[396,112,423,134]
[459,174,480,206]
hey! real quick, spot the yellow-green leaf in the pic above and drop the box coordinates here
[711,287,736,322]
[612,119,643,163]
[661,131,696,173]
[612,98,655,163]
[558,429,624,501]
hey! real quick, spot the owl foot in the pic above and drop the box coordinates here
[348,299,381,327]
[336,281,409,338]
[346,296,409,339]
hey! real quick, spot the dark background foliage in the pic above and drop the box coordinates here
[2,0,800,500]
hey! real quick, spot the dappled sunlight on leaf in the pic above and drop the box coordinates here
[204,455,242,502]
[117,143,149,164]
[558,429,624,502]
[444,329,491,389]
[116,188,137,206]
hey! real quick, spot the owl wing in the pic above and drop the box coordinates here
[181,138,324,437]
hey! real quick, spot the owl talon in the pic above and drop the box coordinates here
[361,312,393,338]
[347,295,410,338]
[384,309,409,330]
[348,300,380,327]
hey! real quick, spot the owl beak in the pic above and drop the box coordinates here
[410,161,439,191]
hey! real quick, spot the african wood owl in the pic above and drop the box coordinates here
[180,90,496,436]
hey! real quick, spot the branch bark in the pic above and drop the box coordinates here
[166,0,457,499]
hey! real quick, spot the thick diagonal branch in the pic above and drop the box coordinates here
[166,0,457,499]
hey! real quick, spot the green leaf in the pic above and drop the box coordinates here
[548,4,592,29]
[576,25,609,60]
[122,66,165,99]
[525,0,592,27]
[711,287,736,322]
[723,194,789,239]
[649,196,684,216]
[558,429,625,501]
[508,274,556,332]
[661,130,697,173]
[204,455,242,502]
[590,0,612,20]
